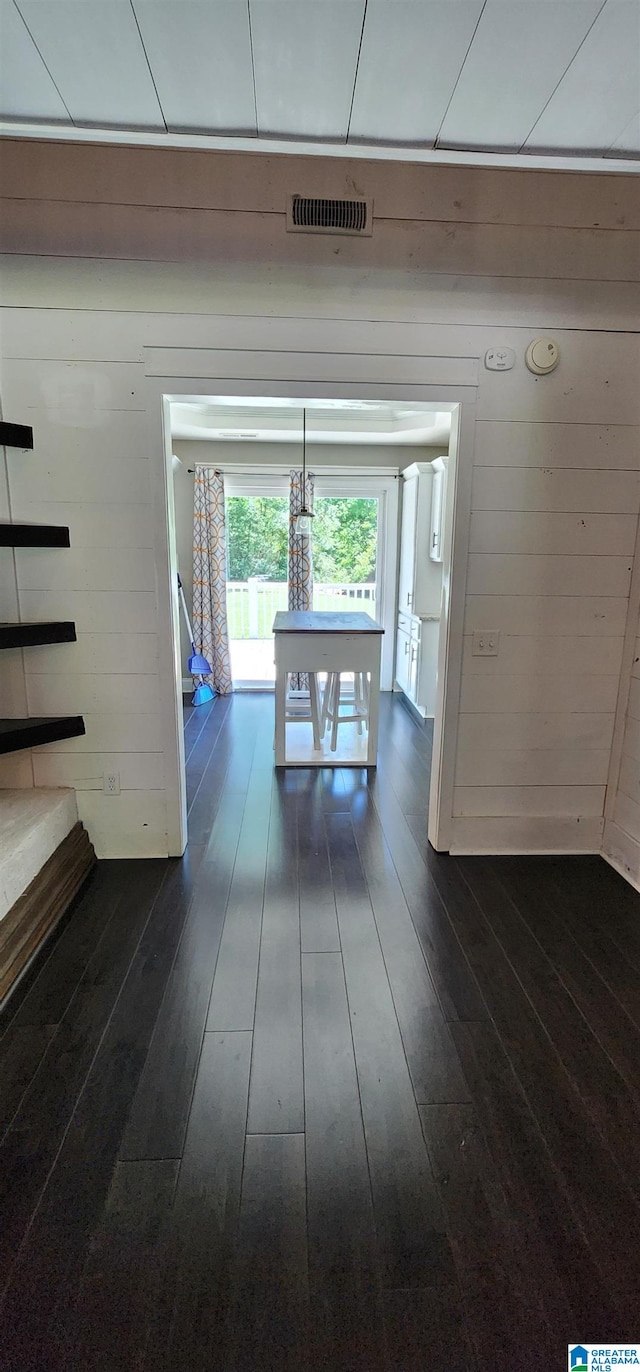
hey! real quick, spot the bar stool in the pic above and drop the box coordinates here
[321,672,370,752]
[284,672,323,750]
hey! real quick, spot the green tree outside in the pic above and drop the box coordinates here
[226,495,377,583]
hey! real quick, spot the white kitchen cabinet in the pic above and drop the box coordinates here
[395,625,412,696]
[395,461,445,717]
[397,462,443,617]
[395,612,439,718]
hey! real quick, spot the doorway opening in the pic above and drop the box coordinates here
[163,388,470,856]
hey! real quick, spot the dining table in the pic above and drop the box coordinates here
[272,609,384,766]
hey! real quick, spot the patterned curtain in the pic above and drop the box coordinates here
[192,467,233,694]
[288,468,314,690]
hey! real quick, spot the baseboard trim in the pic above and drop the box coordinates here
[601,818,640,893]
[0,821,96,1006]
[449,814,603,855]
[395,688,430,729]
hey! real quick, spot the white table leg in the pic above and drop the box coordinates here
[275,661,286,766]
[366,658,381,765]
[309,672,322,750]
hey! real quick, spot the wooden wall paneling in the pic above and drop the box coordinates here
[73,789,167,858]
[477,333,640,426]
[462,633,624,677]
[627,676,640,719]
[11,501,155,550]
[25,673,161,716]
[450,816,604,855]
[31,750,164,792]
[472,467,640,514]
[459,674,620,715]
[469,510,638,556]
[465,595,628,637]
[602,819,640,891]
[2,196,639,283]
[456,749,610,788]
[622,717,640,762]
[14,547,156,593]
[457,712,614,754]
[146,347,479,388]
[9,454,150,508]
[613,790,640,841]
[24,633,159,677]
[0,358,147,412]
[17,411,150,466]
[466,554,633,598]
[474,420,640,470]
[4,255,640,332]
[17,590,157,635]
[0,443,30,758]
[0,755,34,788]
[617,753,640,808]
[453,785,606,819]
[603,489,640,880]
[33,711,163,754]
[632,636,640,677]
[1,141,638,230]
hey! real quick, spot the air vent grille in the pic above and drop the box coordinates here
[287,195,373,236]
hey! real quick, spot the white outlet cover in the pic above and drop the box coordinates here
[485,347,515,371]
[525,338,560,374]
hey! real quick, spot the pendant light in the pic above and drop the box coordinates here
[294,408,314,536]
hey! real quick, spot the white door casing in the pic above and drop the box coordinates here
[148,358,478,857]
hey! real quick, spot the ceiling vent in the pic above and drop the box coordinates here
[287,194,373,237]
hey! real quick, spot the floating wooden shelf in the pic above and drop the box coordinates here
[0,523,70,548]
[0,716,86,755]
[0,422,33,449]
[0,622,77,650]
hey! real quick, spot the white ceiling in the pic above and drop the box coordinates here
[1,0,638,162]
[170,400,452,447]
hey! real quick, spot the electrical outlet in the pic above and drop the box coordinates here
[103,772,120,795]
[472,632,500,657]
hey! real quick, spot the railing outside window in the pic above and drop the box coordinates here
[226,580,376,639]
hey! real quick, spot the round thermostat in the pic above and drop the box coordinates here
[525,338,560,375]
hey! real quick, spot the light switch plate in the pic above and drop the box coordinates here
[472,631,500,657]
[484,348,515,371]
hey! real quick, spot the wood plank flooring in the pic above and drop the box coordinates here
[2,691,640,1369]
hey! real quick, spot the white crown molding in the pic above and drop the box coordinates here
[1,124,639,176]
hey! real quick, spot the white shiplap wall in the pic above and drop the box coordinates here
[454,420,640,853]
[0,437,33,788]
[0,141,639,862]
[602,526,640,888]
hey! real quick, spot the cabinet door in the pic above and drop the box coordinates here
[408,635,419,702]
[395,627,411,694]
[398,475,418,614]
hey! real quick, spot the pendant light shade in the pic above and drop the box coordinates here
[294,408,314,536]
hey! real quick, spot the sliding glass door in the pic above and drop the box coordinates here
[224,472,397,690]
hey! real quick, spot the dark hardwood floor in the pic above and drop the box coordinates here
[2,691,640,1369]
